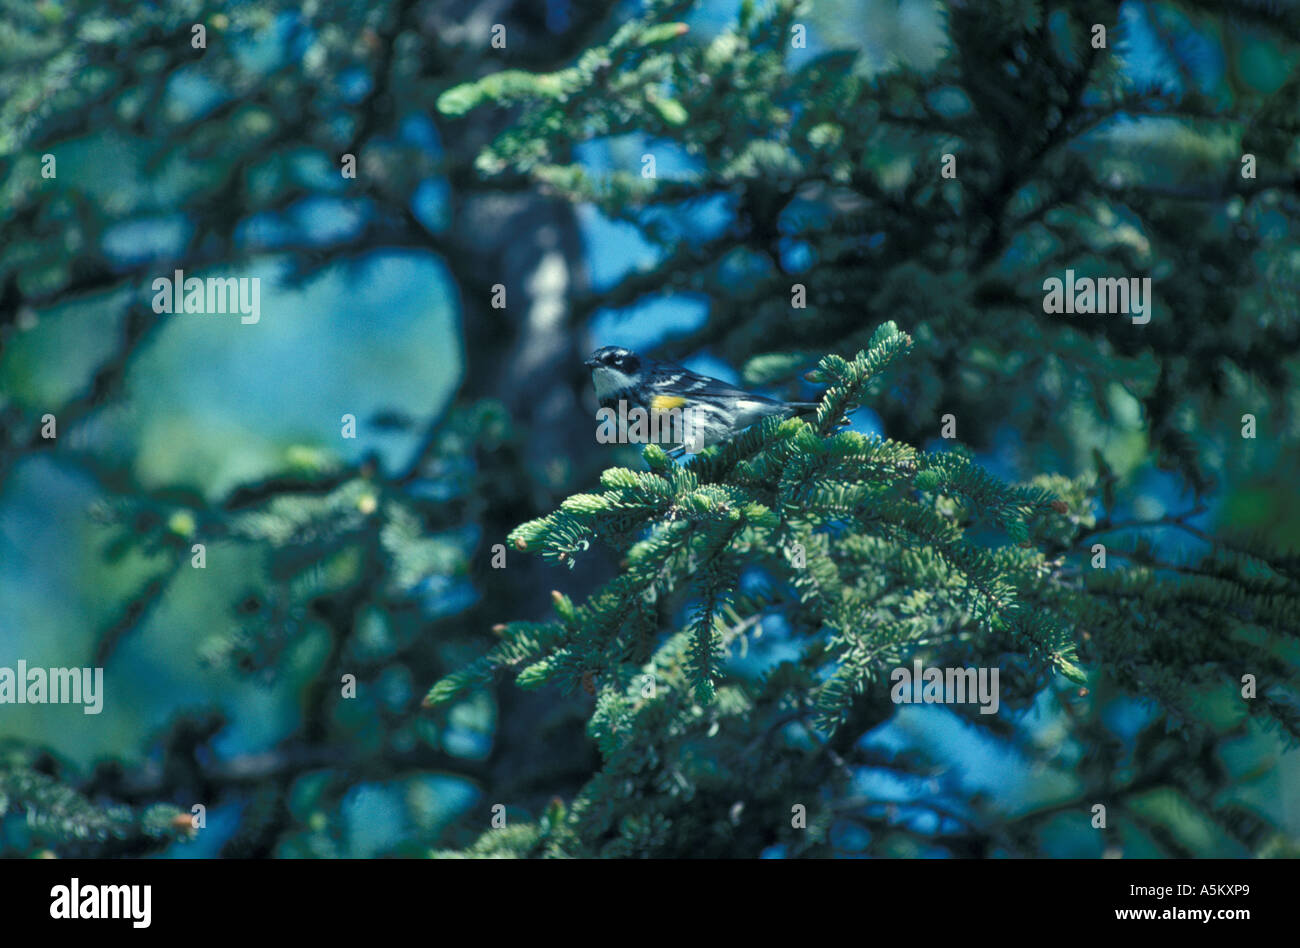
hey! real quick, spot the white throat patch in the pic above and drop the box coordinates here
[592,365,638,400]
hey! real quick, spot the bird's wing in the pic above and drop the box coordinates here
[646,365,783,405]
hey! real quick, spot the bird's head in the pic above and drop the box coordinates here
[585,346,644,399]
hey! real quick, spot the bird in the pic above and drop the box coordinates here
[584,345,819,453]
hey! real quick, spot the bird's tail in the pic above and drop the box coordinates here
[788,401,853,428]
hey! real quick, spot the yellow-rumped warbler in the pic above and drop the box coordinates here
[585,346,819,452]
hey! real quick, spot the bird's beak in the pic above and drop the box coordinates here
[583,358,598,369]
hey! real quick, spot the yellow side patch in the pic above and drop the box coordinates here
[650,394,688,413]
